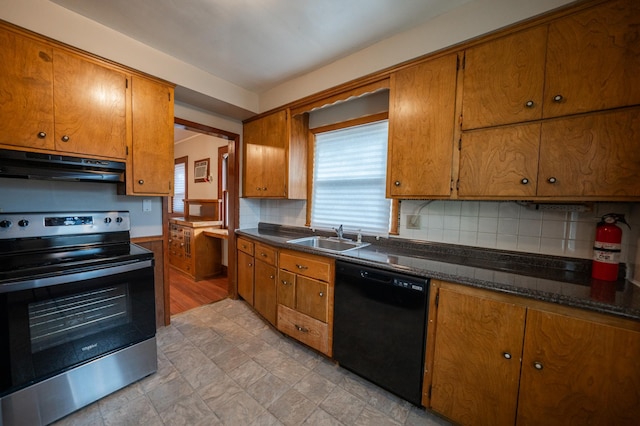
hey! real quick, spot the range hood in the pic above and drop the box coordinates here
[0,149,125,183]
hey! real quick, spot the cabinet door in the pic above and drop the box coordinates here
[538,109,640,197]
[458,123,540,197]
[462,26,547,129]
[543,0,640,118]
[277,269,296,309]
[52,50,127,159]
[0,28,54,150]
[237,251,254,305]
[296,276,328,323]
[517,309,640,426]
[243,110,287,198]
[431,288,526,426]
[254,259,277,325]
[387,53,458,198]
[130,76,174,195]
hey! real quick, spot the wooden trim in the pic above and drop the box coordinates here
[131,235,163,244]
[175,117,237,140]
[309,112,389,134]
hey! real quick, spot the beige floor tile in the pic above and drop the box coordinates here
[101,395,162,426]
[246,372,291,408]
[157,392,218,425]
[213,391,266,425]
[268,388,316,425]
[293,371,337,404]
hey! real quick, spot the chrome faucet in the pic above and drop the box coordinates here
[333,224,344,239]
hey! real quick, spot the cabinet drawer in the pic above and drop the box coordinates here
[255,243,277,266]
[279,250,333,282]
[277,304,330,356]
[278,269,296,309]
[297,276,328,323]
[237,237,254,256]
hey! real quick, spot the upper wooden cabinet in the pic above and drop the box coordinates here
[127,76,174,195]
[461,26,547,130]
[0,27,54,151]
[0,26,127,159]
[543,0,640,118]
[387,53,458,198]
[462,0,640,130]
[242,109,307,199]
[428,282,640,426]
[459,108,640,199]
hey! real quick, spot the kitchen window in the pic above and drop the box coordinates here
[171,156,188,214]
[310,118,391,236]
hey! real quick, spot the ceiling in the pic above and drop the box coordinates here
[49,0,470,95]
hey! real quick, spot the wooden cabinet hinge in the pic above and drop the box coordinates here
[168,92,171,101]
[435,292,439,307]
[461,52,466,70]
[458,138,462,151]
[456,179,460,191]
[126,146,129,156]
[428,385,432,399]
[125,78,129,89]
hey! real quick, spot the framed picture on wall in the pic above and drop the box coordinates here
[194,158,209,182]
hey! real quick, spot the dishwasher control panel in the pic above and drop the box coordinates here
[393,278,425,292]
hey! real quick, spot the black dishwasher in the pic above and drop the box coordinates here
[333,260,429,406]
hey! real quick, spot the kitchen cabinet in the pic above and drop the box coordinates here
[387,53,458,198]
[428,281,640,426]
[126,76,174,195]
[254,243,278,324]
[0,24,127,159]
[169,221,222,281]
[458,108,640,199]
[277,250,334,356]
[237,237,255,305]
[242,109,307,199]
[461,0,640,130]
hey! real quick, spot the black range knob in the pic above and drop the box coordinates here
[104,217,112,224]
[18,219,29,227]
[116,217,123,223]
[0,220,12,228]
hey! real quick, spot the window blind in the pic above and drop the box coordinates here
[311,120,391,236]
[173,162,186,213]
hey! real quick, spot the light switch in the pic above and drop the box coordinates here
[143,199,152,212]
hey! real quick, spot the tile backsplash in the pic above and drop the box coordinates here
[250,199,639,277]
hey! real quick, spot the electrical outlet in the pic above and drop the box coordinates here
[142,199,152,212]
[406,214,421,229]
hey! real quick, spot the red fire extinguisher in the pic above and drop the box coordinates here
[592,213,630,281]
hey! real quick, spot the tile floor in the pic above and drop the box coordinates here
[53,299,453,426]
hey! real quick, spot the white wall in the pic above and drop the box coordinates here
[174,133,227,202]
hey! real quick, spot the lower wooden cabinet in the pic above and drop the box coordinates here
[277,249,334,356]
[168,222,222,281]
[237,237,255,305]
[427,281,640,426]
[254,242,277,324]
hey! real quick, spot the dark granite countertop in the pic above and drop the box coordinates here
[237,223,640,322]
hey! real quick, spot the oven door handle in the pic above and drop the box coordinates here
[0,259,153,293]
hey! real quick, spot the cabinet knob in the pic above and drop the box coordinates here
[296,264,308,270]
[256,187,261,191]
[269,275,274,279]
[295,324,309,333]
[394,181,401,187]
[61,135,70,142]
[547,177,557,184]
[262,187,267,191]
[261,252,268,257]
[553,94,563,103]
[37,131,47,139]
[281,280,291,286]
[138,179,144,185]
[520,178,529,185]
[525,100,535,108]
[533,362,544,370]
[503,352,512,360]
[248,262,253,267]
[319,292,324,297]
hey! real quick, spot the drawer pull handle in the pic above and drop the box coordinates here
[319,292,324,297]
[37,131,47,138]
[296,264,308,270]
[261,252,268,257]
[295,324,309,333]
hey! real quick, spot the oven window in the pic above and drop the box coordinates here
[28,284,131,353]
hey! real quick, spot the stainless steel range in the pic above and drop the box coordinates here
[0,211,157,426]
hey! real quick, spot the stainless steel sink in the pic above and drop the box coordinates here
[286,236,370,253]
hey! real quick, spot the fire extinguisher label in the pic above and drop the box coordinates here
[593,241,621,251]
[593,250,620,264]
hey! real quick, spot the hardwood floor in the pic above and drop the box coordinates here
[169,267,229,316]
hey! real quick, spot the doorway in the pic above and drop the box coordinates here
[162,118,240,323]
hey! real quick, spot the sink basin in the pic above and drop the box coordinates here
[287,236,370,253]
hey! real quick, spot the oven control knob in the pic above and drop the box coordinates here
[104,217,112,224]
[18,219,29,227]
[116,217,123,223]
[0,220,12,228]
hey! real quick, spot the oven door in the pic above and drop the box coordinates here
[0,259,155,397]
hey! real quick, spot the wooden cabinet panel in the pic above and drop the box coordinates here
[431,288,525,426]
[537,109,640,197]
[129,76,174,195]
[254,243,277,266]
[279,250,332,282]
[169,223,222,281]
[0,27,54,150]
[458,123,540,197]
[254,259,277,324]
[277,269,296,309]
[237,237,254,256]
[517,309,640,426]
[53,50,127,159]
[387,53,458,198]
[237,250,254,305]
[296,276,328,323]
[543,0,640,119]
[277,304,330,355]
[462,26,547,130]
